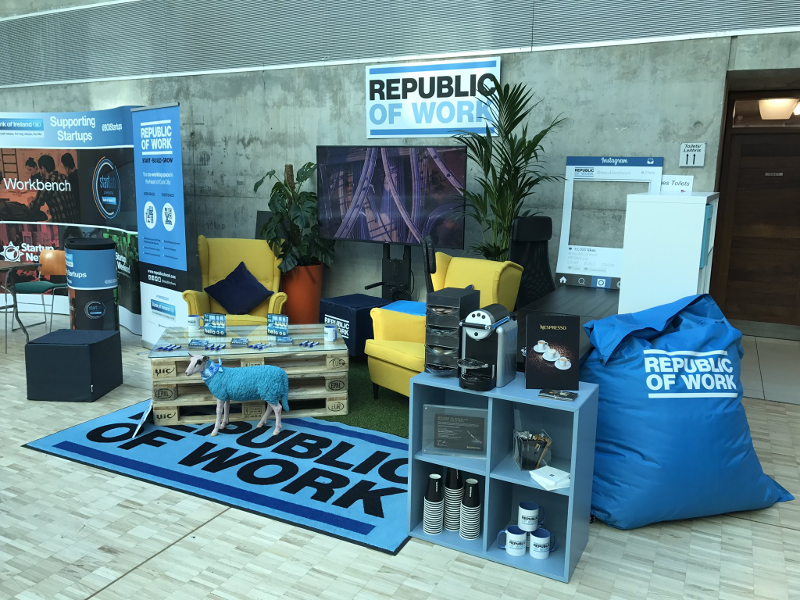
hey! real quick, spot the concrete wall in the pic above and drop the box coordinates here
[1,30,799,302]
[0,1,99,18]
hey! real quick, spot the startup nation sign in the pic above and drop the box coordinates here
[366,57,501,138]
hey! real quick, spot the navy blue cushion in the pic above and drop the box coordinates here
[204,262,273,315]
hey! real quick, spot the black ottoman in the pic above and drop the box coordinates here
[26,329,123,402]
[319,294,390,356]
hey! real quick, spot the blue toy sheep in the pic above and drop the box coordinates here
[185,354,289,436]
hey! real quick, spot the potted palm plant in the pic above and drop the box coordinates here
[453,75,563,262]
[254,162,335,324]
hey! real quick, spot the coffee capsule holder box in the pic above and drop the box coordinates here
[424,288,480,378]
[267,313,289,337]
[408,371,599,583]
[203,313,227,336]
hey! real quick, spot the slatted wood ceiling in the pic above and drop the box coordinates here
[0,0,798,88]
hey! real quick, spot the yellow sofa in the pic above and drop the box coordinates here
[182,235,288,326]
[365,252,523,397]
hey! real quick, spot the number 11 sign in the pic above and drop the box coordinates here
[679,142,706,167]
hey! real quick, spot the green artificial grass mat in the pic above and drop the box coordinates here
[319,357,409,438]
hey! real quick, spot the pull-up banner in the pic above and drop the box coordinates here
[132,105,188,346]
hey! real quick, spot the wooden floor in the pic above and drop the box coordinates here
[1,316,799,600]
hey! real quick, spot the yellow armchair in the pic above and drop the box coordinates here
[365,309,426,397]
[182,235,288,326]
[365,252,523,397]
[429,252,522,312]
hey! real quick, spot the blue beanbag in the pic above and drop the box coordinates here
[581,294,792,530]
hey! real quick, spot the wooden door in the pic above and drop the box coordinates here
[712,133,800,325]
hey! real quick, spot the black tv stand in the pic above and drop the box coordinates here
[364,243,412,301]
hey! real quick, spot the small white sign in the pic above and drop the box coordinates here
[679,142,705,167]
[131,399,154,439]
[661,174,694,194]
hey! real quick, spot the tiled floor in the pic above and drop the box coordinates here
[740,336,800,405]
[1,317,799,600]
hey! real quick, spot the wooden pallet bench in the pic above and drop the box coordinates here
[149,326,350,425]
[152,392,349,426]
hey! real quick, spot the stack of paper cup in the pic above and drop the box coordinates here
[423,473,444,535]
[444,468,463,531]
[460,478,481,540]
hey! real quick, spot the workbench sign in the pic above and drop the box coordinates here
[366,57,501,138]
[25,401,410,554]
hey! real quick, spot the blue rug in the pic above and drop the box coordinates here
[26,401,410,554]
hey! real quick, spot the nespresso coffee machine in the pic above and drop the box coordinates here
[458,304,517,391]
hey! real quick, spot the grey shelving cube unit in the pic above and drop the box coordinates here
[408,372,599,583]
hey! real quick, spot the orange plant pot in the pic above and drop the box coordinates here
[281,263,323,324]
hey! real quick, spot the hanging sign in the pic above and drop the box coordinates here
[366,57,501,138]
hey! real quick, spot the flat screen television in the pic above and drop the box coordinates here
[316,145,466,249]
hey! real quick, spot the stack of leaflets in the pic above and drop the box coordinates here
[538,389,578,402]
[530,466,571,491]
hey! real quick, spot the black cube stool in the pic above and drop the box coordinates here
[319,294,390,357]
[26,329,123,402]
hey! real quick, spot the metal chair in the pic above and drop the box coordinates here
[1,271,15,353]
[13,250,68,333]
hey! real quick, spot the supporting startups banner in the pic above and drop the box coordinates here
[132,104,188,346]
[365,57,501,138]
[0,107,142,332]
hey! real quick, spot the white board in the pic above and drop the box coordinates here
[555,156,663,288]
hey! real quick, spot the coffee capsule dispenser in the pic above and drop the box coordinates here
[425,288,480,377]
[459,304,517,391]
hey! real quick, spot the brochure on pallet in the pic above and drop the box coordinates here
[530,466,571,491]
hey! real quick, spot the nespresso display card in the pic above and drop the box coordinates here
[526,314,580,391]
